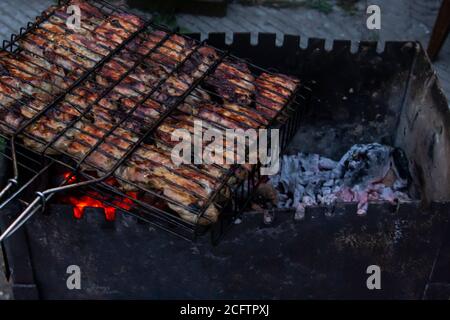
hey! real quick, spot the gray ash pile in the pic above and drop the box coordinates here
[269,143,412,218]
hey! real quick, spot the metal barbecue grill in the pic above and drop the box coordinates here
[0,2,448,298]
[0,0,309,242]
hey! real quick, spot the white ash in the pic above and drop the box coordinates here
[270,143,411,218]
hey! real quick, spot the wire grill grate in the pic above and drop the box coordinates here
[0,0,310,241]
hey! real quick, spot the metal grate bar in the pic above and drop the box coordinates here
[10,22,152,138]
[0,0,306,242]
[39,31,174,154]
[73,44,219,169]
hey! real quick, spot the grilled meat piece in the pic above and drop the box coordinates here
[0,0,302,229]
[95,31,168,86]
[0,52,54,93]
[20,82,98,154]
[7,31,217,157]
[50,95,164,171]
[96,96,137,119]
[65,83,100,110]
[0,75,51,134]
[56,0,105,21]
[179,46,220,79]
[125,116,227,180]
[0,77,27,105]
[183,87,212,106]
[151,45,219,105]
[0,80,35,134]
[206,59,255,105]
[223,102,268,126]
[45,35,209,162]
[118,143,218,196]
[0,52,56,100]
[20,1,143,73]
[23,102,81,154]
[0,74,49,102]
[18,51,74,90]
[20,85,100,153]
[20,28,99,71]
[0,79,21,110]
[50,1,110,47]
[108,63,164,100]
[91,39,213,120]
[127,31,168,56]
[42,15,112,57]
[39,17,111,59]
[182,88,268,126]
[155,114,247,168]
[56,117,138,172]
[255,72,300,118]
[133,98,166,124]
[198,104,248,130]
[151,34,195,68]
[95,96,167,134]
[0,108,22,135]
[0,3,149,151]
[84,126,138,172]
[164,185,219,225]
[191,102,261,129]
[94,13,144,45]
[116,143,220,225]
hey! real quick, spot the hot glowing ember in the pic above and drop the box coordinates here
[60,173,138,221]
[63,172,77,184]
[64,192,138,221]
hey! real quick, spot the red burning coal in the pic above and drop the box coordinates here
[61,173,138,221]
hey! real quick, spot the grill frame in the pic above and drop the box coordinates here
[0,31,449,299]
[0,0,309,241]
